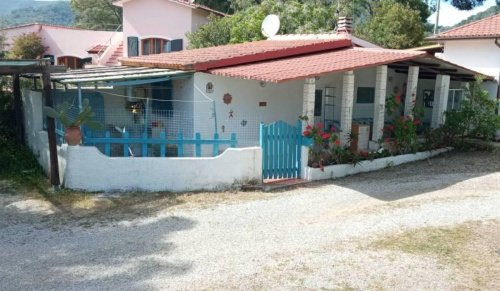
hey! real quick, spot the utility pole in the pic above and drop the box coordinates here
[434,0,441,35]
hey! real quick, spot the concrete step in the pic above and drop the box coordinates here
[242,178,309,192]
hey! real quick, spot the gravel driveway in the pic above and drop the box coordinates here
[1,151,499,290]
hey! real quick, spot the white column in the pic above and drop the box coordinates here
[431,74,451,128]
[372,65,387,144]
[340,71,355,145]
[302,77,316,130]
[301,78,316,179]
[404,66,419,117]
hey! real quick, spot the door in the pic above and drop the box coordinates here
[260,120,302,180]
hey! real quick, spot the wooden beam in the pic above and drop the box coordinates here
[0,65,66,75]
[42,72,60,188]
[13,74,24,142]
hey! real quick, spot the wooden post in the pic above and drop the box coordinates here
[42,72,60,188]
[13,74,24,142]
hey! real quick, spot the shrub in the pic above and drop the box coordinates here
[443,78,499,141]
[7,32,47,59]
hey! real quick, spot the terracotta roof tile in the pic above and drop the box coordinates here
[208,48,427,83]
[122,38,352,70]
[87,44,109,54]
[428,13,500,40]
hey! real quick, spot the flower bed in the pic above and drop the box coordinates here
[304,147,451,181]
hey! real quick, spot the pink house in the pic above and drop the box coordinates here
[0,23,120,68]
[113,0,225,58]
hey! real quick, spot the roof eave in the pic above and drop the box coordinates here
[426,35,500,41]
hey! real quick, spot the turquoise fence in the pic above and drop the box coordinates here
[83,131,237,157]
[260,120,302,179]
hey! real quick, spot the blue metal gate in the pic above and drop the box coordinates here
[260,120,302,179]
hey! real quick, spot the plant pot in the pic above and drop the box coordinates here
[65,126,81,146]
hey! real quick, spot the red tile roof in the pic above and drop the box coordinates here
[208,48,427,83]
[113,0,226,16]
[86,44,109,54]
[428,13,500,40]
[122,38,352,70]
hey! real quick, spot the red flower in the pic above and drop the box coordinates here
[316,122,323,129]
[335,139,341,146]
[305,125,312,130]
[322,133,331,140]
[303,130,311,136]
[395,95,401,104]
[387,125,395,132]
[413,119,421,126]
[384,138,391,144]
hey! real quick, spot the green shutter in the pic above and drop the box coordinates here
[170,39,183,52]
[127,36,139,57]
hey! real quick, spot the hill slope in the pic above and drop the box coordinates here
[0,1,73,28]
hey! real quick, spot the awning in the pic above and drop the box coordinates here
[49,66,193,85]
[208,47,493,83]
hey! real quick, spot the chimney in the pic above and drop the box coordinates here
[337,17,353,34]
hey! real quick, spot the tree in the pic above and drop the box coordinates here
[70,0,122,30]
[188,0,337,48]
[0,2,74,28]
[7,33,47,59]
[0,34,7,58]
[356,0,425,49]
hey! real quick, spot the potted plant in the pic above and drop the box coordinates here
[44,98,104,145]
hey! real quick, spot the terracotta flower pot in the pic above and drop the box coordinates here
[65,126,82,146]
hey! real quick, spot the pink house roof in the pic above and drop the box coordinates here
[209,48,427,83]
[122,38,353,70]
[113,0,227,16]
[0,23,88,32]
[427,13,500,40]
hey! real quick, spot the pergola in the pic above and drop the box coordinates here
[0,59,66,188]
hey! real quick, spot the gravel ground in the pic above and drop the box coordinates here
[0,151,499,290]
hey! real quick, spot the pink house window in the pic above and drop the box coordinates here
[141,38,169,55]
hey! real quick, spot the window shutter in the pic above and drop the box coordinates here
[127,36,139,57]
[170,39,183,52]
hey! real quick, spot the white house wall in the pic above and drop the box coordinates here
[438,39,500,98]
[193,73,304,154]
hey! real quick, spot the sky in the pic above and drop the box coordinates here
[428,0,498,26]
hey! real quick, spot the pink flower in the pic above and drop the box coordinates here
[322,133,331,140]
[316,122,323,129]
[305,125,312,130]
[303,130,311,137]
[335,139,341,146]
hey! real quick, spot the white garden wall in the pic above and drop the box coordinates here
[64,146,262,192]
[304,148,450,181]
[23,90,67,183]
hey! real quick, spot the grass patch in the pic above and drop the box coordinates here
[372,224,473,264]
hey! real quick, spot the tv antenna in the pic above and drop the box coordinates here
[261,14,280,38]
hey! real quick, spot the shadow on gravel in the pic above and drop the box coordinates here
[305,150,500,201]
[0,214,196,290]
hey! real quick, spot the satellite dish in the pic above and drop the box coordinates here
[261,14,280,38]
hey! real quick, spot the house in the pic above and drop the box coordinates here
[0,1,222,68]
[0,23,122,68]
[21,30,490,192]
[113,0,226,58]
[426,13,500,101]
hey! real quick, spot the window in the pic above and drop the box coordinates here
[356,87,375,104]
[141,38,169,55]
[314,89,323,116]
[57,56,84,69]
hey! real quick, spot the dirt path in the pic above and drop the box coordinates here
[0,151,499,290]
